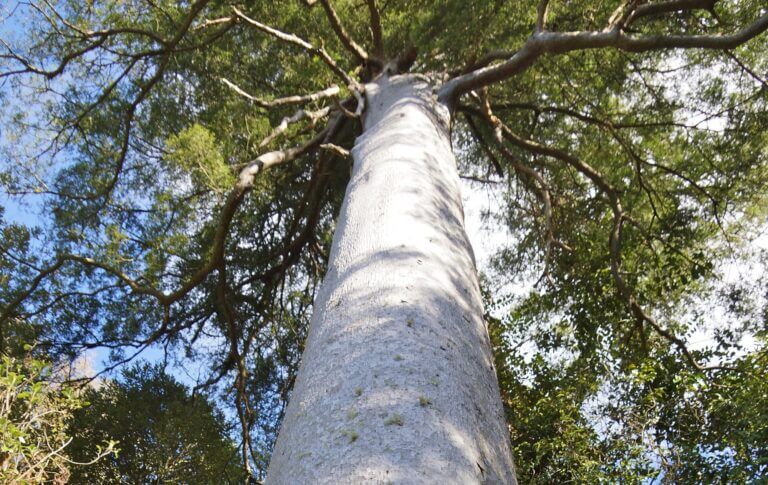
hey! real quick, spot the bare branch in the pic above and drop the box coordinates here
[221,78,341,108]
[316,0,369,63]
[333,97,357,118]
[459,174,503,184]
[320,143,350,158]
[536,0,551,33]
[192,16,234,31]
[365,0,385,58]
[607,1,638,31]
[624,0,717,28]
[352,89,366,116]
[260,106,331,147]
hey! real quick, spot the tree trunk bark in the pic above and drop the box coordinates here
[266,74,517,484]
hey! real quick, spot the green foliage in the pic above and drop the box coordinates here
[652,355,768,482]
[1,0,767,480]
[0,353,115,484]
[66,363,244,484]
[165,124,234,192]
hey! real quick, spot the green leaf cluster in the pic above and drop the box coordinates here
[165,123,233,192]
[0,353,115,483]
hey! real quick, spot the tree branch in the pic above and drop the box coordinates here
[462,113,504,177]
[450,50,515,77]
[221,79,341,108]
[232,7,359,89]
[320,143,350,158]
[440,10,768,101]
[470,108,732,371]
[470,95,571,285]
[487,99,728,235]
[315,0,369,64]
[5,0,217,204]
[0,127,330,329]
[624,0,717,28]
[259,106,331,148]
[724,50,768,88]
[35,0,169,45]
[365,0,385,59]
[536,0,551,33]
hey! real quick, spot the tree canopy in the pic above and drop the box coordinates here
[67,363,243,484]
[1,0,767,480]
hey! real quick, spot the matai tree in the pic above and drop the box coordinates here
[1,0,767,482]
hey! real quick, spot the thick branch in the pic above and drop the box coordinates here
[625,0,717,27]
[451,50,515,77]
[441,10,768,101]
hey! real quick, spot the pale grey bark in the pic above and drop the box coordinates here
[267,74,516,484]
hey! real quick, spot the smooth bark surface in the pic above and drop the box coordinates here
[267,75,516,483]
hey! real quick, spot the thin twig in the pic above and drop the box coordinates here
[260,106,331,147]
[320,143,350,158]
[232,7,359,89]
[485,116,735,371]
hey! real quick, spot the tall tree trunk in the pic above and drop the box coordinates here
[267,74,516,484]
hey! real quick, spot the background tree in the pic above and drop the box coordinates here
[66,363,243,484]
[0,0,766,481]
[0,351,116,483]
